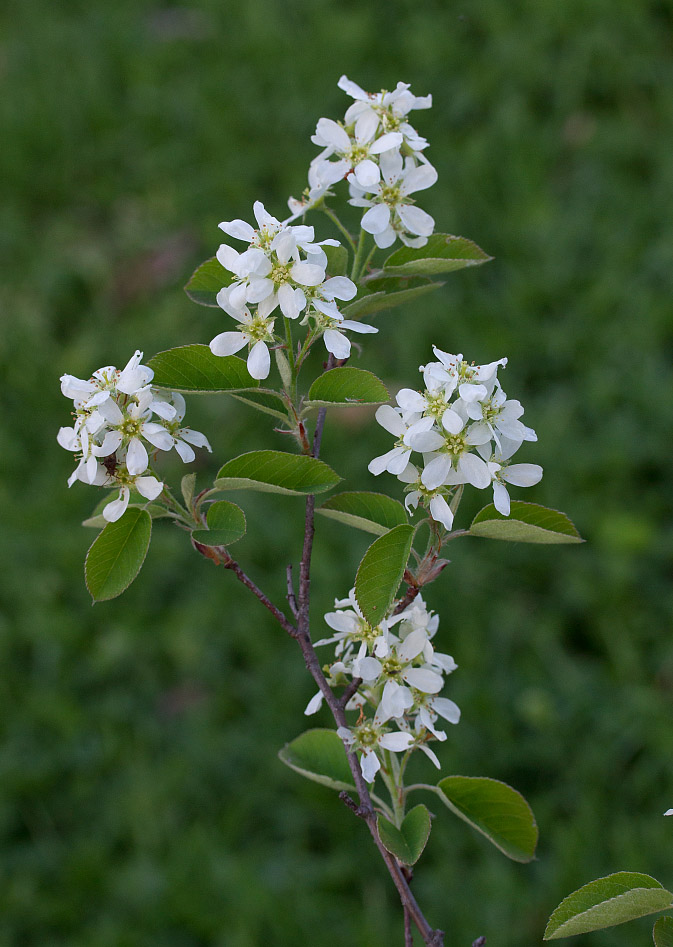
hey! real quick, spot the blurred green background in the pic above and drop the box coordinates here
[2,0,673,943]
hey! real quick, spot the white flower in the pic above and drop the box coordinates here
[216,201,330,319]
[210,303,275,380]
[368,405,435,476]
[310,296,378,360]
[102,472,164,523]
[349,149,437,248]
[486,459,544,516]
[665,809,673,816]
[337,75,432,159]
[337,722,414,784]
[153,392,212,463]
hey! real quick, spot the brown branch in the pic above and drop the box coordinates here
[472,938,486,946]
[286,564,299,618]
[339,677,362,709]
[216,552,298,638]
[405,905,413,947]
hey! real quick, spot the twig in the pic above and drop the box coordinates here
[217,553,298,638]
[286,564,299,618]
[472,938,486,946]
[339,677,362,709]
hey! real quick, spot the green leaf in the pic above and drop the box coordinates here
[85,508,152,603]
[184,256,233,306]
[148,344,255,393]
[306,367,388,407]
[654,916,673,946]
[383,234,492,277]
[278,728,355,792]
[342,278,443,320]
[230,388,290,422]
[215,450,340,496]
[470,501,583,544]
[323,243,349,277]
[317,492,408,536]
[191,500,247,547]
[437,776,538,863]
[355,525,414,626]
[377,805,432,866]
[181,473,197,510]
[544,873,673,940]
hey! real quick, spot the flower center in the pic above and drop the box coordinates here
[379,183,402,205]
[270,262,293,286]
[120,418,143,438]
[443,432,467,457]
[240,314,273,342]
[423,390,446,420]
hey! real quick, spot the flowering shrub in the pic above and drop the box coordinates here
[59,76,601,945]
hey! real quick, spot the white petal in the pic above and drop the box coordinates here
[219,218,256,242]
[369,447,403,476]
[103,487,130,522]
[432,697,461,725]
[360,750,381,783]
[135,475,163,500]
[278,282,300,319]
[150,399,177,421]
[338,75,369,100]
[379,731,414,752]
[457,453,491,489]
[402,667,444,694]
[421,455,451,490]
[210,331,247,357]
[179,429,211,451]
[398,628,428,661]
[323,328,351,360]
[304,691,324,716]
[321,276,357,301]
[57,427,79,451]
[174,439,196,463]
[418,744,442,769]
[458,382,488,403]
[493,481,510,516]
[356,657,382,683]
[429,495,454,530]
[290,262,325,286]
[353,159,380,189]
[247,340,270,380]
[397,204,435,237]
[396,388,427,413]
[400,163,438,195]
[501,463,543,487]
[375,404,407,437]
[141,422,173,451]
[409,430,444,452]
[369,132,403,154]
[126,437,148,476]
[339,320,378,334]
[361,204,390,235]
[215,244,241,274]
[441,408,465,435]
[246,277,274,304]
[315,117,351,151]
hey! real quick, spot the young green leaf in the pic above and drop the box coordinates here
[383,234,492,277]
[354,525,414,626]
[469,501,583,544]
[437,775,538,863]
[181,473,197,510]
[148,345,255,393]
[184,256,233,306]
[544,873,673,940]
[377,805,432,866]
[323,243,349,277]
[317,492,408,536]
[342,278,443,320]
[278,728,356,792]
[215,450,341,496]
[191,500,247,547]
[306,367,388,407]
[85,508,152,603]
[654,916,673,946]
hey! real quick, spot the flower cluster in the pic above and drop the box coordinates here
[58,351,211,522]
[292,76,438,249]
[305,590,460,783]
[209,201,378,377]
[369,347,542,529]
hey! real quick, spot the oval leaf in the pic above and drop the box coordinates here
[191,500,246,546]
[437,775,538,863]
[342,279,443,320]
[383,234,492,277]
[278,728,355,792]
[306,367,388,407]
[544,872,673,940]
[654,916,673,946]
[317,492,408,536]
[148,345,255,393]
[85,508,152,603]
[470,501,583,544]
[355,525,414,626]
[215,450,340,496]
[377,804,432,866]
[184,256,233,306]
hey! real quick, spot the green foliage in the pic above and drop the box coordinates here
[354,525,414,626]
[544,873,673,940]
[377,805,432,866]
[230,388,290,421]
[180,473,197,510]
[84,508,152,602]
[191,500,246,546]
[306,367,388,407]
[216,450,341,496]
[148,345,254,393]
[469,502,583,544]
[184,257,233,306]
[278,728,356,792]
[323,243,349,277]
[436,776,538,863]
[653,916,673,946]
[342,278,443,319]
[317,492,408,536]
[382,235,492,277]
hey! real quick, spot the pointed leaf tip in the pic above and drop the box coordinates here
[544,872,673,940]
[354,525,414,626]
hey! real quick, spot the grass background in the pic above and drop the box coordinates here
[2,0,673,943]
